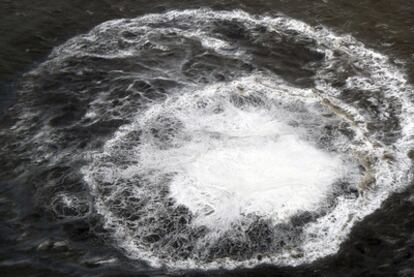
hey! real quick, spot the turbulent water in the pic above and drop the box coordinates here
[2,4,414,277]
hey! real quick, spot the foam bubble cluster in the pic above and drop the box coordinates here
[19,8,411,270]
[147,78,354,230]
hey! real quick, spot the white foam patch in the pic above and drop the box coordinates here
[168,108,347,229]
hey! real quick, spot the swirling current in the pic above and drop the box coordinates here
[1,8,414,275]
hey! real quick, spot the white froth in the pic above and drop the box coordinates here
[168,106,346,229]
[75,9,414,271]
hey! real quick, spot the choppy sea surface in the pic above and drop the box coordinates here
[1,1,414,276]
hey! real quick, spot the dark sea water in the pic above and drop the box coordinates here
[1,1,414,276]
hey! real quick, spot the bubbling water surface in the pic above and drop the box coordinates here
[9,8,414,271]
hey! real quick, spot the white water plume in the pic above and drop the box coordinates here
[60,9,414,271]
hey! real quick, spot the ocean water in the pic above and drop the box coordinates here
[1,1,414,276]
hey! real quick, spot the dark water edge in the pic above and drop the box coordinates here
[1,1,414,276]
